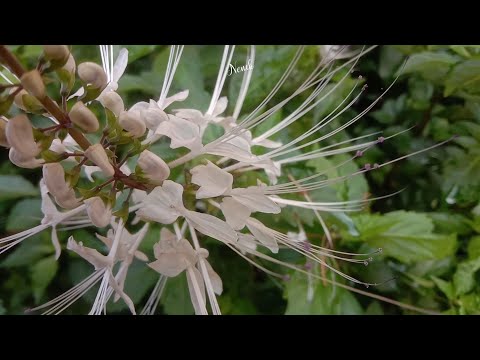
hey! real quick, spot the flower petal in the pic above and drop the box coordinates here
[155,115,202,151]
[246,218,278,253]
[212,96,228,118]
[237,233,257,252]
[190,160,233,199]
[231,189,281,214]
[129,101,150,113]
[134,250,149,262]
[51,226,61,260]
[160,89,189,109]
[83,166,102,182]
[204,135,254,163]
[173,108,207,127]
[136,180,185,224]
[220,197,250,230]
[112,48,128,83]
[67,236,110,270]
[204,260,223,295]
[40,179,58,223]
[148,254,190,277]
[142,102,168,130]
[185,210,238,244]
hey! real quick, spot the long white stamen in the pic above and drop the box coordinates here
[140,275,167,315]
[29,269,105,315]
[233,45,255,119]
[186,266,208,315]
[207,45,235,115]
[158,45,184,107]
[110,45,114,83]
[188,223,221,315]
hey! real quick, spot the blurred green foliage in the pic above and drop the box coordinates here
[1,45,480,315]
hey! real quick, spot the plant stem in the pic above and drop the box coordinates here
[0,45,91,150]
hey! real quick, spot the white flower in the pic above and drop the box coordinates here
[136,180,238,244]
[148,227,222,315]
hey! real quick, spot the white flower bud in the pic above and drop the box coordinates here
[43,45,70,62]
[12,89,43,112]
[9,148,44,169]
[119,111,146,138]
[20,70,46,99]
[54,190,82,209]
[78,62,108,89]
[137,150,170,185]
[141,106,168,130]
[43,163,71,198]
[69,101,99,133]
[49,139,67,154]
[62,53,76,74]
[42,163,81,209]
[84,196,111,227]
[84,144,114,177]
[0,117,8,148]
[5,114,40,157]
[99,91,124,117]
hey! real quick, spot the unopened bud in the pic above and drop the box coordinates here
[55,190,82,209]
[141,106,168,130]
[0,117,8,147]
[78,62,108,89]
[42,163,81,209]
[12,89,44,112]
[43,45,70,62]
[49,139,67,154]
[43,163,71,198]
[9,147,44,169]
[20,70,46,99]
[62,53,76,74]
[99,91,124,117]
[84,196,111,227]
[137,150,170,185]
[119,111,146,138]
[5,114,40,157]
[84,144,114,177]
[69,101,99,133]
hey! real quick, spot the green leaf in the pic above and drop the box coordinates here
[453,257,480,296]
[449,46,471,58]
[6,198,42,232]
[0,175,38,201]
[31,255,59,304]
[401,52,459,83]
[285,272,363,315]
[428,212,473,236]
[162,272,194,315]
[125,45,158,63]
[445,60,480,96]
[371,95,406,124]
[431,276,455,300]
[379,46,405,80]
[365,301,384,315]
[467,236,480,260]
[343,211,458,264]
[118,72,163,96]
[458,293,480,314]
